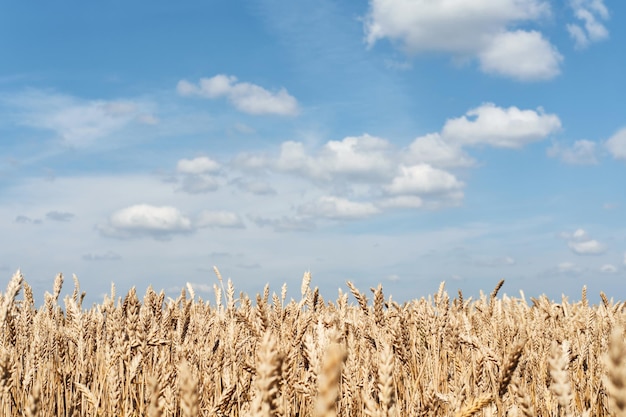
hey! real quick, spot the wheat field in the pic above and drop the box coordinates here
[0,269,625,417]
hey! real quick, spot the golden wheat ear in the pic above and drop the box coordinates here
[605,328,626,417]
[178,360,199,417]
[316,342,347,417]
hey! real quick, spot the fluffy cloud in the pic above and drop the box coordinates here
[176,157,220,174]
[298,196,380,220]
[567,0,610,49]
[569,239,605,255]
[546,140,598,165]
[364,0,562,81]
[177,75,298,116]
[605,128,626,160]
[561,228,606,255]
[385,164,464,196]
[273,135,395,182]
[478,30,563,81]
[3,90,156,147]
[229,103,558,216]
[441,103,561,148]
[175,157,221,194]
[98,204,193,239]
[194,210,244,229]
[405,133,475,168]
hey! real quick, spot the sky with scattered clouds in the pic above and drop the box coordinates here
[1,0,624,305]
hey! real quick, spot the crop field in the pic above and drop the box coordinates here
[1,269,625,417]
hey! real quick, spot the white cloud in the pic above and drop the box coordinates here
[605,127,626,160]
[567,25,588,48]
[194,210,244,229]
[478,30,563,81]
[377,195,423,209]
[561,228,606,255]
[568,239,605,255]
[177,75,298,116]
[230,104,557,214]
[273,135,395,182]
[364,0,550,53]
[405,133,476,168]
[546,140,598,165]
[228,103,558,216]
[567,0,610,49]
[623,252,626,266]
[364,0,561,81]
[175,157,221,194]
[557,262,583,274]
[4,90,154,147]
[385,164,464,195]
[298,196,380,220]
[176,157,221,174]
[441,103,561,148]
[318,135,394,180]
[99,204,193,239]
[600,264,617,274]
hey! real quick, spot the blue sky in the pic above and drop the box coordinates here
[1,0,625,305]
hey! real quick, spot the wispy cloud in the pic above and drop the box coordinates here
[15,215,42,225]
[600,264,617,274]
[46,211,75,222]
[194,210,245,229]
[2,89,158,148]
[555,262,584,275]
[567,0,610,49]
[297,196,380,220]
[547,140,598,165]
[249,215,316,233]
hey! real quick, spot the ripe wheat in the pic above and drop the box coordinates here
[0,269,625,416]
